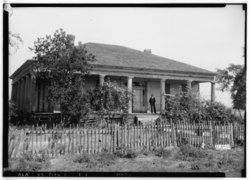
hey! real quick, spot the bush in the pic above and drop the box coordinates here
[154,148,172,158]
[163,90,240,123]
[96,152,116,166]
[9,151,50,171]
[178,163,185,168]
[177,144,207,161]
[73,152,117,168]
[114,148,137,159]
[204,154,216,168]
[217,153,234,169]
[190,162,200,170]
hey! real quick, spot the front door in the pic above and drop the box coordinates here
[133,82,147,113]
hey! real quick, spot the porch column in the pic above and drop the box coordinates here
[127,76,133,114]
[11,83,15,101]
[24,75,30,111]
[187,80,192,91]
[20,78,25,110]
[30,75,37,112]
[160,79,166,114]
[14,83,17,102]
[16,81,20,107]
[99,74,105,86]
[211,82,215,103]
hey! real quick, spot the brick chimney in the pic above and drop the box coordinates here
[144,49,152,54]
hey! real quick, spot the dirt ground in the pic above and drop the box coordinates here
[40,146,245,177]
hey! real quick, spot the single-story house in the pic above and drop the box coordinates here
[10,43,216,114]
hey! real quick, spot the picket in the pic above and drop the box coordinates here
[8,121,245,158]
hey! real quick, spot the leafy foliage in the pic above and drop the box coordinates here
[86,80,133,121]
[216,64,246,110]
[163,90,241,123]
[164,90,202,122]
[30,29,96,124]
[9,31,23,54]
[177,144,207,161]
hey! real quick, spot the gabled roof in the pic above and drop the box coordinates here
[85,43,215,76]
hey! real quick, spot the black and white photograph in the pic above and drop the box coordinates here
[3,2,246,177]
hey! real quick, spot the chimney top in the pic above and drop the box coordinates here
[144,49,152,54]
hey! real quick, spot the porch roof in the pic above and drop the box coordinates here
[85,43,216,76]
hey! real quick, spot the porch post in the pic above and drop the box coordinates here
[24,75,30,111]
[30,75,37,112]
[99,74,105,86]
[187,80,192,91]
[127,76,133,114]
[160,78,166,114]
[16,81,20,107]
[211,82,215,103]
[11,83,15,101]
[20,78,25,110]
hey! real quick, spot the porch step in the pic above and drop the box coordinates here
[134,114,160,123]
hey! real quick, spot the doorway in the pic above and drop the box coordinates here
[132,81,147,113]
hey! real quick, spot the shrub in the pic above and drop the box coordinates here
[190,162,200,170]
[73,153,97,168]
[96,152,116,166]
[114,148,137,159]
[154,148,172,158]
[177,144,207,161]
[163,90,240,123]
[10,151,50,171]
[204,154,216,168]
[217,153,234,168]
[178,163,185,168]
[235,139,244,146]
[73,152,116,168]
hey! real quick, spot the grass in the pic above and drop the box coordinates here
[177,144,207,161]
[7,146,244,177]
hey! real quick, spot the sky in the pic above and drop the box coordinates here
[8,5,245,107]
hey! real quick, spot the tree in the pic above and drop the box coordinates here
[216,64,246,117]
[30,29,96,124]
[9,31,23,54]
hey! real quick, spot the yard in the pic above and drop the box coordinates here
[7,145,245,177]
[6,122,245,177]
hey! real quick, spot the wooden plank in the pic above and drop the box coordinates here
[94,128,97,154]
[31,126,34,154]
[136,124,139,151]
[146,124,148,150]
[98,128,100,153]
[87,129,89,154]
[127,124,130,150]
[90,128,93,154]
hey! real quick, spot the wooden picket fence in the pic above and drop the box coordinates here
[8,121,244,158]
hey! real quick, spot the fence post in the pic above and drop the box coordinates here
[113,123,116,152]
[171,122,177,147]
[209,121,213,146]
[230,123,234,147]
[116,123,119,150]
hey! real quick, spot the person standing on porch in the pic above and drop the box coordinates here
[149,94,156,114]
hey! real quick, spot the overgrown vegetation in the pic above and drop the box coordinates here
[85,80,132,124]
[8,150,50,171]
[177,144,207,161]
[153,148,172,158]
[30,29,96,125]
[73,152,117,168]
[114,147,138,158]
[163,90,242,123]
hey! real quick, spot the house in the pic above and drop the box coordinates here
[10,43,216,115]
